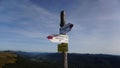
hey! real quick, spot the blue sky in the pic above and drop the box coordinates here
[0,0,120,55]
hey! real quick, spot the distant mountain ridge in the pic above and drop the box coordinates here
[1,50,120,68]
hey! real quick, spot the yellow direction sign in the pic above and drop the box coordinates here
[58,43,68,52]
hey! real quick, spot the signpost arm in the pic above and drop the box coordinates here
[60,10,68,68]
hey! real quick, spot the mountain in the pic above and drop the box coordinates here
[0,51,120,68]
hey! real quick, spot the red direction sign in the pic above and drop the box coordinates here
[47,34,68,43]
[60,23,73,34]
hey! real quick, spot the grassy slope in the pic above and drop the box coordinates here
[0,52,17,68]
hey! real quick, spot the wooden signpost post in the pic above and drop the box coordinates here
[47,10,73,68]
[59,10,68,68]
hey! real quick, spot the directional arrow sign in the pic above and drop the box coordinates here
[60,23,73,34]
[47,34,68,43]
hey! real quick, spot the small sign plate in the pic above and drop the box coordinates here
[58,43,68,52]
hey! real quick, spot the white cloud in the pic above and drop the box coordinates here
[0,0,59,39]
[66,0,120,54]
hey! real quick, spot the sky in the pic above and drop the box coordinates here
[0,0,120,55]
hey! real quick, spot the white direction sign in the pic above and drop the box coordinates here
[47,34,68,43]
[60,23,73,34]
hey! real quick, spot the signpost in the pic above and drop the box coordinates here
[47,10,73,68]
[59,10,69,68]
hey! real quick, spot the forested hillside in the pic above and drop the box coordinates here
[0,51,120,68]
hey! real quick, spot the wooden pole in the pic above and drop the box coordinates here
[60,10,68,68]
[63,52,68,68]
[60,10,66,27]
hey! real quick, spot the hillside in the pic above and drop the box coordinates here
[0,51,120,68]
[0,51,17,68]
